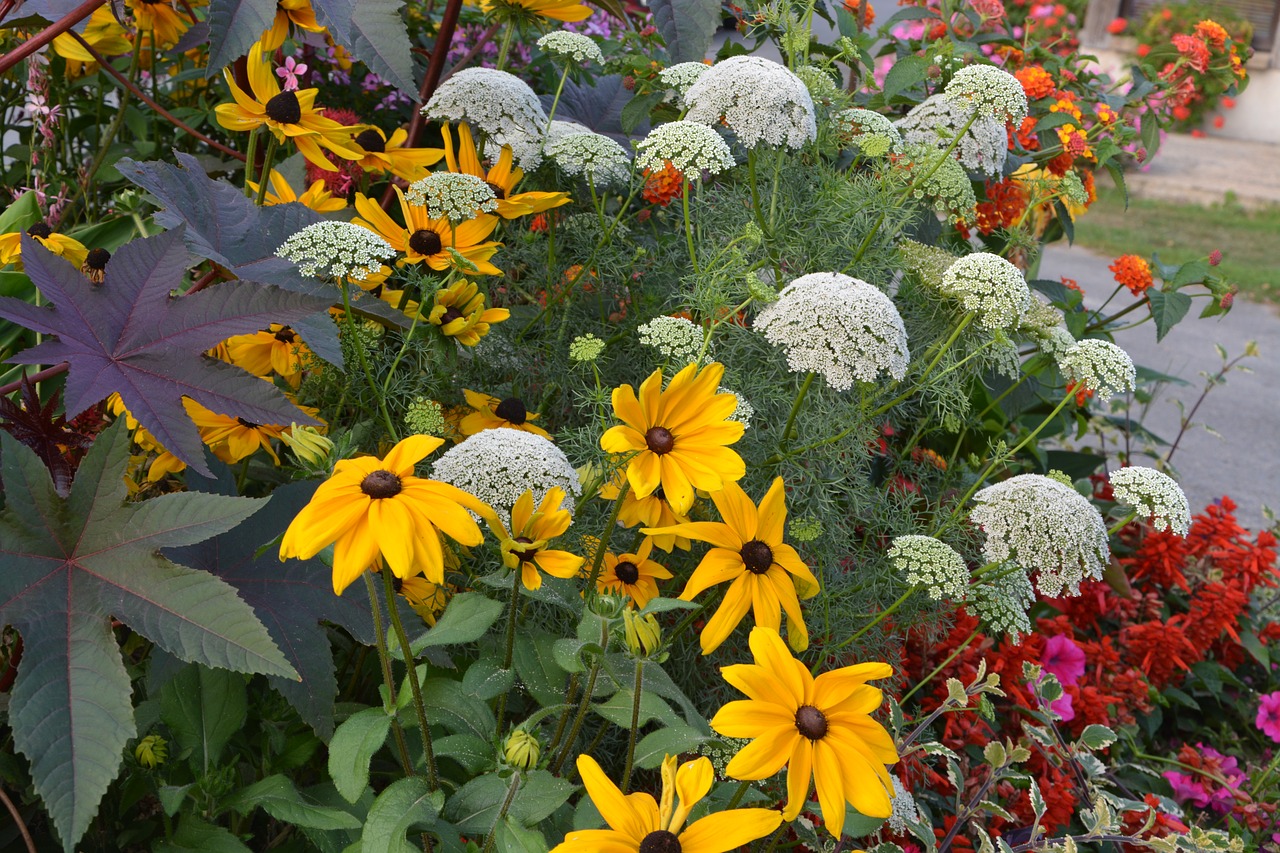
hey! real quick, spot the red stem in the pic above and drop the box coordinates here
[0,363,69,397]
[186,268,225,294]
[0,0,105,75]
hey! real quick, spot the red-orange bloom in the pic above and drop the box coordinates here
[1109,254,1153,295]
[1171,33,1211,72]
[1195,19,1228,48]
[642,161,684,207]
[1015,66,1055,100]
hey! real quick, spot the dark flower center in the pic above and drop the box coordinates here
[265,91,302,124]
[26,223,52,239]
[512,536,539,562]
[440,306,465,324]
[494,397,527,425]
[392,575,403,593]
[485,181,507,200]
[236,418,261,429]
[644,426,675,455]
[360,469,402,499]
[354,128,385,152]
[408,229,443,256]
[795,704,828,741]
[85,247,111,270]
[614,561,640,585]
[273,326,297,343]
[638,830,682,853]
[740,539,774,575]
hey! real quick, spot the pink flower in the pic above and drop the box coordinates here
[1164,770,1211,808]
[1256,691,1280,743]
[276,55,309,92]
[1042,634,1087,686]
[1048,689,1074,722]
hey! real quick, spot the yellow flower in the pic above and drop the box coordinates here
[483,0,593,24]
[224,323,314,386]
[599,469,691,552]
[351,126,445,183]
[215,43,366,172]
[106,394,187,481]
[710,627,899,838]
[279,435,492,594]
[0,224,88,269]
[427,279,509,346]
[600,362,745,515]
[550,754,781,853]
[460,389,550,439]
[352,188,502,275]
[597,537,673,608]
[382,565,451,625]
[53,6,131,76]
[247,170,347,213]
[442,123,570,219]
[182,397,322,466]
[259,0,326,51]
[278,423,333,466]
[487,487,583,590]
[127,0,198,49]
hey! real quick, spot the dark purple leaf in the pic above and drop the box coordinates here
[0,377,90,496]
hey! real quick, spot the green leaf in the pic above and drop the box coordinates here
[329,708,392,804]
[422,677,497,740]
[649,0,720,62]
[1147,289,1192,342]
[361,778,444,853]
[158,784,193,817]
[155,817,253,853]
[0,191,42,233]
[841,805,887,838]
[620,91,665,136]
[205,0,276,75]
[223,775,362,830]
[638,597,698,615]
[409,592,505,653]
[882,56,929,101]
[444,771,575,835]
[634,725,711,769]
[314,0,418,95]
[1171,258,1211,287]
[592,689,679,728]
[1076,724,1117,751]
[160,664,247,772]
[1240,628,1270,667]
[497,818,550,853]
[433,734,494,775]
[0,423,293,851]
[462,659,515,701]
[513,632,570,709]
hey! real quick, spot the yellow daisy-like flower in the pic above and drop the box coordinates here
[597,537,673,608]
[599,470,691,553]
[600,362,745,516]
[127,0,197,49]
[352,188,502,275]
[351,126,445,183]
[487,487,583,590]
[247,170,347,213]
[279,435,492,594]
[459,389,550,439]
[183,397,322,466]
[551,754,781,853]
[259,0,326,52]
[0,224,88,269]
[427,279,509,346]
[380,564,451,626]
[442,123,570,219]
[710,627,899,839]
[482,0,593,24]
[106,393,187,481]
[215,43,366,172]
[52,6,132,77]
[224,323,313,387]
[644,477,819,655]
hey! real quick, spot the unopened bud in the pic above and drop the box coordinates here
[504,730,540,770]
[927,64,943,78]
[1208,249,1222,266]
[623,609,664,659]
[279,424,334,467]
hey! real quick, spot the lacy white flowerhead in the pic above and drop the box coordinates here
[634,120,735,180]
[939,252,1032,331]
[421,68,548,169]
[1058,339,1136,402]
[547,131,631,188]
[720,387,754,429]
[638,315,708,366]
[971,564,1035,641]
[888,535,969,600]
[754,272,910,391]
[659,61,709,101]
[536,31,603,64]
[896,94,1007,178]
[683,56,817,150]
[835,108,902,157]
[898,143,977,222]
[1019,301,1076,358]
[944,65,1029,124]
[430,428,581,526]
[405,173,498,221]
[569,333,605,363]
[1108,467,1190,535]
[276,221,394,281]
[970,473,1110,598]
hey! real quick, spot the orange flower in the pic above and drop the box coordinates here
[1194,19,1228,49]
[1015,66,1055,101]
[1171,33,1210,72]
[642,162,684,207]
[841,0,874,25]
[1109,254,1153,295]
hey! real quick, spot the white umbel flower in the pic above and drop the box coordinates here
[1109,467,1191,535]
[898,143,977,221]
[536,31,603,64]
[1058,339,1136,402]
[970,564,1035,641]
[940,252,1032,331]
[970,474,1110,598]
[547,131,631,188]
[276,221,394,281]
[683,56,817,150]
[638,315,708,366]
[889,535,970,600]
[405,173,497,221]
[634,120,734,179]
[835,107,901,156]
[430,429,581,527]
[944,65,1029,124]
[754,272,910,391]
[659,61,709,100]
[896,94,1008,178]
[720,387,754,429]
[422,68,548,169]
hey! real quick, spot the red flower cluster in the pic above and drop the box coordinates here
[974,178,1028,235]
[1108,253,1154,295]
[641,161,684,207]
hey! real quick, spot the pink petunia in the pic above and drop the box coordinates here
[1257,691,1280,743]
[1042,634,1087,686]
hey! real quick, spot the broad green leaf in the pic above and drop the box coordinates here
[444,771,575,835]
[620,91,664,136]
[206,0,277,74]
[409,592,505,653]
[462,659,515,701]
[328,707,392,803]
[0,191,42,233]
[422,677,497,739]
[223,774,362,831]
[497,818,550,853]
[882,55,929,101]
[1147,289,1192,342]
[433,734,494,775]
[0,423,293,851]
[513,632,570,709]
[1171,258,1211,287]
[841,805,887,838]
[155,816,253,853]
[361,778,444,853]
[592,688,680,728]
[1075,724,1117,751]
[634,725,711,769]
[160,664,247,773]
[638,597,698,615]
[650,0,720,63]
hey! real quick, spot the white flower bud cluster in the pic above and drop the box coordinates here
[939,253,1032,331]
[720,387,754,429]
[659,62,709,101]
[971,564,1035,642]
[970,474,1110,598]
[1109,467,1191,535]
[754,272,910,391]
[684,56,817,150]
[634,121,735,180]
[835,107,902,157]
[638,315,708,366]
[896,94,1008,178]
[406,173,497,222]
[277,221,394,281]
[944,65,1029,124]
[1058,339,1136,402]
[888,535,970,600]
[422,68,548,169]
[898,143,977,221]
[547,131,632,188]
[888,775,922,834]
[569,333,605,363]
[536,31,603,64]
[1018,301,1077,359]
[544,119,591,147]
[430,428,581,527]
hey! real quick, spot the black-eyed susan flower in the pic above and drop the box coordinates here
[482,0,593,24]
[0,223,88,269]
[52,6,131,76]
[351,126,444,183]
[600,362,745,516]
[460,390,549,439]
[597,537,672,608]
[644,477,819,655]
[487,487,582,590]
[259,0,326,52]
[352,188,502,275]
[427,280,509,346]
[247,169,346,213]
[183,397,321,466]
[279,435,492,594]
[710,627,898,839]
[442,123,570,219]
[599,470,691,552]
[550,754,781,853]
[224,324,313,386]
[215,43,365,172]
[127,0,197,49]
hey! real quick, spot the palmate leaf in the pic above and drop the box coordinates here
[0,229,331,475]
[0,377,91,496]
[0,422,297,851]
[650,0,721,63]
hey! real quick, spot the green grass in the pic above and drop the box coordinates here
[1072,184,1280,303]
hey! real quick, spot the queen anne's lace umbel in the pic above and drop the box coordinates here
[535,31,603,64]
[276,221,394,281]
[683,56,817,150]
[638,315,709,365]
[754,272,910,391]
[888,535,969,600]
[634,120,735,179]
[406,173,498,221]
[1109,467,1191,535]
[896,94,1007,178]
[944,65,1029,124]
[659,61,709,100]
[1058,339,1136,402]
[835,107,901,156]
[971,564,1035,641]
[939,252,1032,331]
[430,428,581,526]
[897,143,977,222]
[421,68,549,169]
[970,473,1110,598]
[547,131,631,188]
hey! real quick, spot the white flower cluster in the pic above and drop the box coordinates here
[1019,301,1077,359]
[659,62,709,100]
[1058,339,1136,402]
[888,535,970,600]
[406,173,497,222]
[899,143,977,221]
[545,119,590,147]
[896,94,1008,178]
[634,121,735,180]
[720,387,754,429]
[547,131,631,188]
[939,253,1032,331]
[638,315,708,366]
[1109,467,1191,535]
[944,65,1029,124]
[430,428,581,526]
[276,221,394,281]
[888,775,922,834]
[754,272,910,391]
[970,474,1110,598]
[684,56,817,150]
[536,31,603,64]
[569,333,605,363]
[422,68,548,169]
[971,564,1035,641]
[835,108,901,157]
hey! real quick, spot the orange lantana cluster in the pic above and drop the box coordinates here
[1109,253,1154,295]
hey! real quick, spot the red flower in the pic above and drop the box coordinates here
[641,161,683,207]
[1015,66,1055,100]
[1109,254,1154,295]
[1106,17,1127,34]
[1172,34,1211,72]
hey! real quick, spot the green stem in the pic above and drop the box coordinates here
[84,47,143,192]
[363,573,415,775]
[620,659,644,793]
[821,583,918,664]
[584,482,630,602]
[746,148,769,237]
[495,25,515,71]
[243,128,261,197]
[340,282,399,442]
[1083,294,1150,334]
[870,313,975,418]
[254,135,279,206]
[778,372,816,450]
[494,573,523,736]
[724,779,752,810]
[1108,510,1138,536]
[681,179,699,274]
[545,64,570,130]
[480,771,522,853]
[549,621,608,775]
[381,569,439,788]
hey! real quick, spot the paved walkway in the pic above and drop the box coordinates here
[1125,133,1280,210]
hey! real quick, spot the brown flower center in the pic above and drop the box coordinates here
[494,397,527,425]
[638,830,682,853]
[408,229,443,256]
[26,223,52,239]
[85,247,111,270]
[273,326,297,343]
[360,469,402,499]
[440,306,465,324]
[485,181,507,200]
[644,426,674,455]
[614,561,640,584]
[740,539,773,575]
[392,575,404,593]
[264,90,302,124]
[354,128,385,153]
[512,536,540,562]
[236,417,261,429]
[795,704,828,741]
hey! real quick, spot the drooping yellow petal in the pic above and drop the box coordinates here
[678,808,783,853]
[575,755,650,842]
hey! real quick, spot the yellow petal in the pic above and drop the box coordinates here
[678,808,782,853]
[755,477,788,544]
[709,699,793,738]
[383,434,443,475]
[784,737,813,821]
[723,724,797,780]
[698,575,752,654]
[709,480,757,543]
[812,739,848,837]
[679,548,745,600]
[575,755,650,842]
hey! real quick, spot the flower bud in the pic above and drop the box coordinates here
[279,424,334,467]
[623,609,664,659]
[135,734,168,769]
[504,730,540,770]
